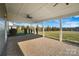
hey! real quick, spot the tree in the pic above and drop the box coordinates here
[47,26,51,31]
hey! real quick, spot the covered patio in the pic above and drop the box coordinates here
[0,3,79,56]
[6,34,79,56]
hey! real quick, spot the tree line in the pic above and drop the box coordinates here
[11,25,79,32]
[38,26,79,31]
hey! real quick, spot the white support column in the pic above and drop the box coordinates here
[4,15,8,43]
[59,18,63,42]
[30,23,32,34]
[34,26,36,34]
[42,22,45,37]
[13,20,15,27]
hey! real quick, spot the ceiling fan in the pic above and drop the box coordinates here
[53,3,69,7]
[26,14,33,19]
[24,3,69,19]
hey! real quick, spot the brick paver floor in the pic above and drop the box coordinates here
[7,34,79,56]
[18,37,79,56]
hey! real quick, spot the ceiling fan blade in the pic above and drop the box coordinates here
[53,3,69,7]
[53,3,58,7]
[26,14,32,19]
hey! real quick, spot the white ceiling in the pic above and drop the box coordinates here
[5,3,79,23]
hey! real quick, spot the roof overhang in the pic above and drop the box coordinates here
[5,3,79,23]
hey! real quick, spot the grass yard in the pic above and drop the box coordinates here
[39,31,79,42]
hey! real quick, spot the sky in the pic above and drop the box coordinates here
[37,15,79,28]
[9,15,79,28]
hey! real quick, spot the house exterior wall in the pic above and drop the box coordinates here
[0,3,7,55]
[0,18,5,55]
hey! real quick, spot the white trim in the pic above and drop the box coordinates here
[59,18,63,42]
[42,22,45,37]
[5,19,8,43]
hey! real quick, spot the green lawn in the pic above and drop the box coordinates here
[39,31,79,42]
